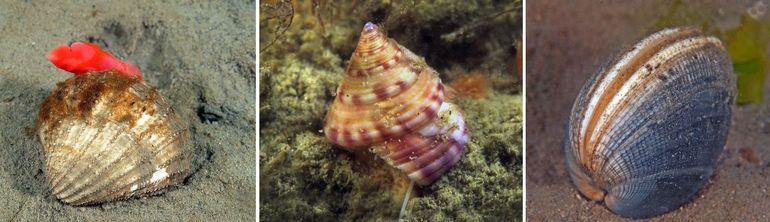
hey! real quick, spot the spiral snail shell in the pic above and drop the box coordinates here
[37,42,192,205]
[564,28,735,218]
[324,22,470,186]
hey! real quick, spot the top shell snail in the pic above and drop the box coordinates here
[565,28,735,218]
[324,22,470,186]
[37,42,192,205]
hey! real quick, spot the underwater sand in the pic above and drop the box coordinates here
[527,0,770,221]
[259,0,522,221]
[0,0,255,220]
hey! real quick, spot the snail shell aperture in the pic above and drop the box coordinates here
[38,43,192,206]
[564,28,735,218]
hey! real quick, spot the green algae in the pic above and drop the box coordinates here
[260,0,522,220]
[726,14,770,104]
[652,1,770,104]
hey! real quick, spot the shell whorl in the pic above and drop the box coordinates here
[324,22,469,185]
[373,103,469,185]
[38,71,192,206]
[565,28,735,218]
[325,22,445,148]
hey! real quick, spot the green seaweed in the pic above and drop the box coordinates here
[726,14,770,104]
[653,1,770,104]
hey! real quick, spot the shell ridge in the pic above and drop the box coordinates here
[595,68,730,178]
[328,69,429,127]
[395,138,450,172]
[599,84,731,184]
[85,164,167,205]
[39,71,192,206]
[585,35,721,169]
[73,161,148,205]
[50,122,107,195]
[577,28,707,170]
[581,35,728,172]
[389,75,442,124]
[73,133,163,204]
[408,143,464,185]
[393,84,443,134]
[86,141,191,205]
[57,123,129,201]
[339,66,416,105]
[68,104,190,205]
[72,131,190,205]
[326,73,443,148]
[384,137,434,165]
[49,122,100,189]
[606,166,713,217]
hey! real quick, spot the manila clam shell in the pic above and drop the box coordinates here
[38,71,192,206]
[564,28,735,218]
[324,22,470,185]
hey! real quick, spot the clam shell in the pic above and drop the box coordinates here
[38,71,192,206]
[324,22,469,185]
[565,28,735,218]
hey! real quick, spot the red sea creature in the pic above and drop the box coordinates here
[47,42,142,79]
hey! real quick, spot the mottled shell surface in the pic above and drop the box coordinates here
[38,71,192,206]
[324,22,469,185]
[372,103,469,185]
[565,28,735,218]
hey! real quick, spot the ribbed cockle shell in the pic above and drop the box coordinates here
[324,22,470,185]
[37,43,192,206]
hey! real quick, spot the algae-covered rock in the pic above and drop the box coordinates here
[260,0,522,220]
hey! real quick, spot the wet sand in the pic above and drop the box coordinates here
[0,1,255,220]
[527,0,770,221]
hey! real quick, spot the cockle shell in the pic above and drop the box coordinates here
[38,71,192,206]
[565,28,735,218]
[324,22,470,185]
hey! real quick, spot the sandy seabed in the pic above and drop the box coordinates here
[0,1,255,221]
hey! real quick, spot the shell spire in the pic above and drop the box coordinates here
[346,22,405,78]
[324,22,470,185]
